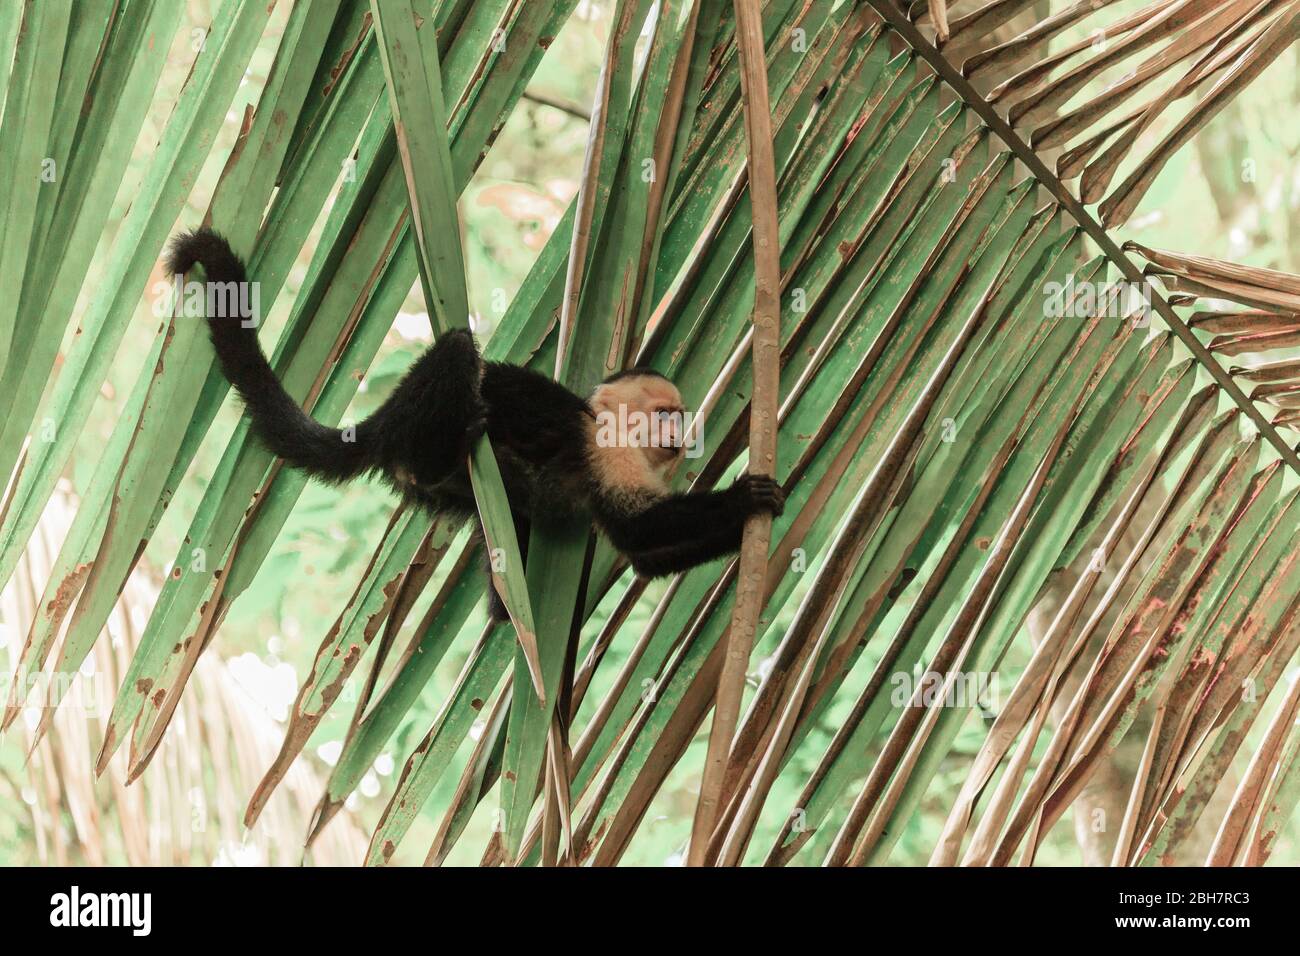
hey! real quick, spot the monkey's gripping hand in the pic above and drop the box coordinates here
[731,473,785,517]
[600,472,785,579]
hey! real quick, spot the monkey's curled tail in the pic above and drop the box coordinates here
[167,227,373,483]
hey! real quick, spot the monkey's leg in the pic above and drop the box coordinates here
[372,328,486,484]
[484,513,530,622]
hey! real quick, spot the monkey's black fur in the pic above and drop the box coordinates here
[169,228,784,619]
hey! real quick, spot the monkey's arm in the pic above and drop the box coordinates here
[598,474,783,577]
[623,526,758,577]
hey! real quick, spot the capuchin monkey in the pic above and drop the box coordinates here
[168,228,784,619]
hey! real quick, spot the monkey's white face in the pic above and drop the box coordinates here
[590,374,688,469]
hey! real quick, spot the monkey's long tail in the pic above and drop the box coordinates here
[167,228,373,483]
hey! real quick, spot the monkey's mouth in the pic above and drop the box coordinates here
[645,441,684,464]
[657,434,687,455]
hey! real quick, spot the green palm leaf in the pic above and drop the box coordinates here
[4,0,1300,868]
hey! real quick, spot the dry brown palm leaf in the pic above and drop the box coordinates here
[1129,242,1300,297]
[1032,0,1272,151]
[964,0,1138,85]
[688,0,783,867]
[1206,672,1300,865]
[944,1,1300,224]
[1100,5,1300,226]
[1,490,368,865]
[929,0,951,44]
[1005,0,1227,129]
[1127,245,1300,428]
[1212,327,1300,356]
[1190,309,1300,333]
[1079,2,1281,204]
[1233,358,1300,382]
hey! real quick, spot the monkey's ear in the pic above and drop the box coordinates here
[589,382,620,415]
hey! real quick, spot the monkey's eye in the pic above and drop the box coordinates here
[654,409,683,448]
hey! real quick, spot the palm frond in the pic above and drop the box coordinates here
[2,0,1298,867]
